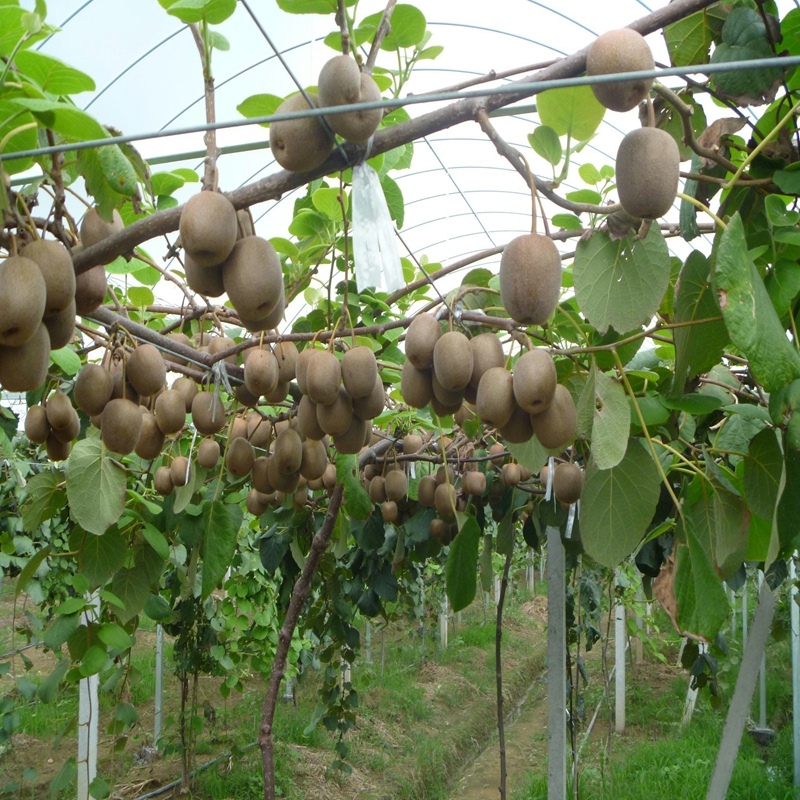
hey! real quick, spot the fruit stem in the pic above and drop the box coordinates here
[676,192,727,230]
[645,97,655,129]
[520,153,538,235]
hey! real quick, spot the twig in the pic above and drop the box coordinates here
[189,23,219,190]
[336,0,350,56]
[365,0,398,75]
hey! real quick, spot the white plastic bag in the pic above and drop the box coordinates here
[352,160,404,293]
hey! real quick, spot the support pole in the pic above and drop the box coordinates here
[527,547,535,594]
[682,642,707,727]
[78,593,100,800]
[791,554,800,788]
[707,582,776,800]
[757,571,767,730]
[615,576,626,734]
[634,585,644,666]
[154,624,164,745]
[439,596,448,651]
[546,525,566,800]
[742,574,749,648]
[365,620,372,664]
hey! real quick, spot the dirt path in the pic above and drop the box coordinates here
[451,671,550,799]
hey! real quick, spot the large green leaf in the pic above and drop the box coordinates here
[21,471,66,532]
[10,97,106,141]
[66,437,126,536]
[201,501,242,600]
[276,0,338,13]
[578,362,630,470]
[714,213,800,392]
[574,225,671,335]
[536,85,605,141]
[663,7,726,66]
[777,445,800,553]
[14,546,50,598]
[0,101,37,174]
[672,250,729,394]
[336,453,373,520]
[159,0,237,24]
[236,93,281,126]
[14,50,95,94]
[506,436,549,474]
[445,513,481,612]
[71,527,127,589]
[111,556,156,625]
[359,4,426,51]
[579,440,661,568]
[743,427,783,521]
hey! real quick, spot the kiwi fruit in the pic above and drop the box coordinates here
[172,376,199,412]
[430,517,447,539]
[300,438,327,480]
[135,412,165,460]
[381,501,398,523]
[270,91,334,172]
[553,462,583,504]
[454,403,476,427]
[273,341,298,383]
[586,29,654,113]
[434,482,457,519]
[431,372,465,409]
[305,350,342,406]
[45,393,75,431]
[513,349,557,414]
[265,380,289,404]
[154,389,186,435]
[401,362,433,409]
[244,349,279,397]
[184,255,225,297]
[475,366,516,429]
[322,462,338,492]
[497,403,535,444]
[0,255,47,346]
[46,432,71,462]
[273,428,303,475]
[432,331,473,392]
[247,412,272,448]
[74,364,113,416]
[489,442,506,466]
[43,300,76,349]
[267,454,300,493]
[431,394,462,418]
[74,264,108,314]
[246,487,270,517]
[52,407,80,444]
[170,455,192,487]
[333,416,369,455]
[292,486,308,511]
[539,464,550,489]
[195,436,219,469]
[110,369,140,406]
[615,128,680,220]
[127,344,166,398]
[252,456,273,495]
[469,332,504,390]
[318,55,383,143]
[368,475,387,503]
[297,395,326,441]
[295,346,317,395]
[530,383,577,450]
[384,469,408,502]
[191,391,226,435]
[227,436,255,478]
[405,312,441,370]
[154,466,174,496]
[221,236,283,321]
[179,191,238,268]
[25,405,50,444]
[163,331,193,366]
[100,398,143,455]
[352,375,385,420]
[435,464,455,486]
[229,416,248,441]
[317,386,354,437]
[0,323,50,392]
[462,470,486,496]
[499,234,561,326]
[20,239,76,317]
[206,335,237,365]
[501,462,521,486]
[240,294,286,333]
[418,474,437,507]
[80,208,123,253]
[402,433,423,456]
[341,346,378,399]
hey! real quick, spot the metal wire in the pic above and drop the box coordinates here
[5,55,800,162]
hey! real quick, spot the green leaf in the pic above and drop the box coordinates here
[71,526,127,589]
[536,84,605,140]
[661,394,723,416]
[37,658,68,703]
[21,471,66,532]
[574,225,671,335]
[237,93,282,126]
[13,50,95,94]
[66,438,126,536]
[0,102,37,175]
[672,250,729,394]
[111,561,154,625]
[276,0,337,13]
[312,187,343,221]
[360,4,425,51]
[579,441,661,568]
[141,523,169,561]
[664,7,726,66]
[49,758,76,794]
[49,346,81,377]
[445,513,481,612]
[777,446,800,553]
[551,213,582,231]
[743,427,782,521]
[127,286,154,307]
[381,174,404,228]
[714,213,800,392]
[10,97,106,141]
[98,623,132,652]
[201,501,242,600]
[335,453,373,520]
[506,436,549,475]
[159,0,236,24]
[765,259,800,319]
[585,364,630,470]
[88,777,111,800]
[528,125,562,166]
[80,644,108,677]
[14,545,50,597]
[97,144,138,196]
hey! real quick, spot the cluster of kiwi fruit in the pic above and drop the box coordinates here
[179,192,286,332]
[400,313,577,452]
[586,28,680,221]
[270,54,382,173]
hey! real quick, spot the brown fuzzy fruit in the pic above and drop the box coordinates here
[184,254,225,297]
[297,395,326,441]
[463,471,486,496]
[227,436,255,478]
[317,387,354,437]
[80,208,123,253]
[25,405,50,444]
[615,128,680,220]
[191,391,226,435]
[341,346,378,399]
[43,300,76,349]
[553,462,584,504]
[531,384,577,450]
[246,487,270,517]
[52,408,80,444]
[352,375,385,420]
[475,366,516,429]
[332,416,369,455]
[400,362,433,409]
[172,377,198,412]
[381,500,398,523]
[247,412,272,449]
[154,466,174,496]
[74,265,108,314]
[75,364,114,417]
[273,341,299,383]
[251,456,273,494]
[300,438,328,481]
[432,331,473,393]
[318,55,383,143]
[499,234,561,326]
[384,470,408,502]
[418,474,437,507]
[45,393,75,431]
[244,349,279,397]
[406,313,442,370]
[294,346,316,395]
[101,398,143,455]
[154,389,187,435]
[513,349,557,414]
[267,455,300,493]
[126,344,166,398]
[170,455,192,487]
[322,462,337,491]
[229,416,248,442]
[469,332,505,390]
[179,191,238,268]
[0,255,47,347]
[164,332,194,366]
[0,323,50,392]
[434,482,457,519]
[498,404,535,444]
[402,434,423,456]
[20,239,76,317]
[306,350,342,406]
[270,92,334,173]
[501,462,521,486]
[368,475,387,503]
[135,412,165,460]
[273,428,303,475]
[586,29,654,113]
[198,437,221,469]
[221,236,283,322]
[46,432,71,462]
